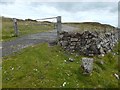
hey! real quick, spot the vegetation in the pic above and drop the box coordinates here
[2,17,55,41]
[2,42,119,88]
[64,22,116,32]
[1,16,119,88]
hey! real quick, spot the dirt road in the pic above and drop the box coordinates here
[2,25,78,57]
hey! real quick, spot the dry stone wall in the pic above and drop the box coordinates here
[58,30,118,56]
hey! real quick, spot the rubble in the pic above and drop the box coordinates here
[58,30,118,56]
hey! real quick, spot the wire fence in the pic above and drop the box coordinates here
[2,16,61,41]
[15,18,57,36]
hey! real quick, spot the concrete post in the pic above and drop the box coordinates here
[13,18,19,36]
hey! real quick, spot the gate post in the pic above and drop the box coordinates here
[13,18,19,36]
[57,16,62,39]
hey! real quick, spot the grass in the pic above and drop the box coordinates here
[2,42,119,88]
[2,17,54,41]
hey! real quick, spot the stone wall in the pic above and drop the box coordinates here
[58,30,118,56]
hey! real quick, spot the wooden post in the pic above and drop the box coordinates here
[57,16,61,39]
[13,18,19,36]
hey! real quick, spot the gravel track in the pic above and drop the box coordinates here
[2,25,78,57]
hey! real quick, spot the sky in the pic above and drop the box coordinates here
[0,0,119,27]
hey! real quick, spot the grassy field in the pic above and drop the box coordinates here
[2,42,119,88]
[2,17,54,41]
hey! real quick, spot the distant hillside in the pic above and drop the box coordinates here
[64,22,115,28]
[2,16,24,22]
[2,16,53,24]
[64,22,116,32]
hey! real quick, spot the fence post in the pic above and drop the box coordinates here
[57,16,62,39]
[13,18,19,36]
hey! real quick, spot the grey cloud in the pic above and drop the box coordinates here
[118,2,120,13]
[30,2,118,13]
[110,6,118,13]
[1,1,117,13]
[0,0,14,5]
[118,2,120,27]
[0,0,14,3]
[56,2,118,13]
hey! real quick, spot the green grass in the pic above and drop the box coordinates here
[2,17,54,41]
[2,42,119,88]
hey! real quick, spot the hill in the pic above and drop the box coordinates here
[64,22,116,32]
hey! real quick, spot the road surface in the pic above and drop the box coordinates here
[2,25,78,57]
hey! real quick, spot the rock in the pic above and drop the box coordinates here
[33,69,38,72]
[69,58,74,62]
[70,42,76,45]
[59,34,64,38]
[88,54,94,56]
[61,41,68,46]
[101,54,105,57]
[81,57,94,74]
[11,67,14,70]
[71,38,78,41]
[49,41,57,46]
[100,60,104,65]
[75,54,79,57]
[112,52,116,56]
[114,73,119,80]
[116,52,119,55]
[62,82,66,87]
[64,60,67,63]
[69,46,75,49]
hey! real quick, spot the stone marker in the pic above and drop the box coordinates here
[81,57,94,74]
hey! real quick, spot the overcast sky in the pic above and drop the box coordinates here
[0,0,119,27]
